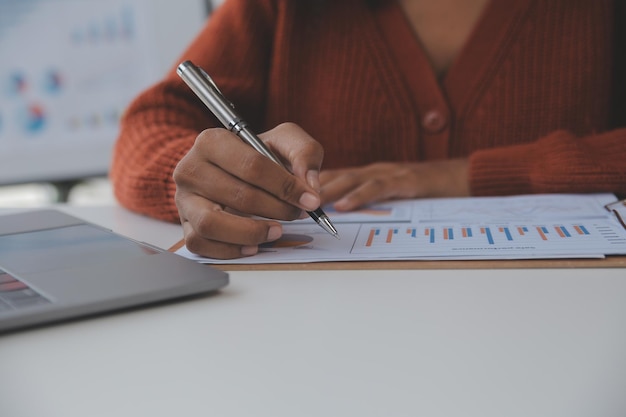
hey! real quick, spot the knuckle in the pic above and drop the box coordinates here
[174,189,185,207]
[367,177,386,192]
[174,189,199,215]
[172,160,190,186]
[194,128,230,158]
[238,151,266,175]
[184,231,205,255]
[275,121,297,132]
[300,138,324,159]
[343,171,359,183]
[194,209,218,237]
[173,152,203,187]
[196,128,220,146]
[279,176,298,200]
[230,183,253,207]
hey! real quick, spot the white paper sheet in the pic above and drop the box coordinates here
[176,193,626,264]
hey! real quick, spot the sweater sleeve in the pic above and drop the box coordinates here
[109,0,276,222]
[109,82,206,222]
[469,128,626,199]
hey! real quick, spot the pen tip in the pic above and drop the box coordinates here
[317,216,339,239]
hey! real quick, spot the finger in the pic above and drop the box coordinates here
[319,168,361,206]
[178,192,283,245]
[335,180,393,211]
[195,128,321,214]
[177,192,283,259]
[182,221,257,260]
[181,155,304,220]
[260,122,324,187]
[319,168,341,185]
[321,165,399,211]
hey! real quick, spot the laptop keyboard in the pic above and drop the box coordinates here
[0,267,51,312]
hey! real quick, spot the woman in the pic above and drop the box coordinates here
[111,0,626,259]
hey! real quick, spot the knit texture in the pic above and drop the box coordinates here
[111,0,626,222]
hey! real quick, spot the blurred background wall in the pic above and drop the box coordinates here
[0,0,223,207]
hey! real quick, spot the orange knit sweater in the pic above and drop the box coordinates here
[111,0,626,223]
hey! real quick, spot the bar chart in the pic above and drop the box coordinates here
[352,221,626,257]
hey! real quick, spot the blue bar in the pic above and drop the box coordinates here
[485,227,494,245]
[559,226,571,237]
[579,225,590,235]
[429,228,435,243]
[411,229,417,238]
[447,228,454,240]
[503,227,512,241]
[541,226,549,234]
[467,228,473,237]
[375,229,380,235]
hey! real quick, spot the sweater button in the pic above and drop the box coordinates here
[422,110,447,133]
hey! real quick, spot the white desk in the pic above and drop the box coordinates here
[1,205,626,417]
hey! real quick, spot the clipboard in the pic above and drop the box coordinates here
[605,198,626,229]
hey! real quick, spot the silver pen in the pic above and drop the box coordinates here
[177,60,339,239]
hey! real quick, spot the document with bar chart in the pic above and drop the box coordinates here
[177,193,626,264]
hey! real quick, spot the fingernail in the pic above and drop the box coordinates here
[241,245,258,256]
[299,192,319,210]
[306,170,320,191]
[267,225,282,241]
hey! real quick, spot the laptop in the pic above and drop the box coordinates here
[0,209,228,333]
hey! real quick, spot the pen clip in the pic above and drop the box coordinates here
[196,66,237,111]
[197,68,225,100]
[177,60,242,129]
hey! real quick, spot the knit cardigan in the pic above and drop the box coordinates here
[110,0,626,222]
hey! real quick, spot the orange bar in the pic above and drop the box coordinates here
[366,229,376,247]
[555,226,565,238]
[573,225,584,235]
[517,227,525,235]
[480,227,486,234]
[462,228,468,238]
[443,228,449,240]
[425,228,430,236]
[536,227,547,241]
[386,229,394,243]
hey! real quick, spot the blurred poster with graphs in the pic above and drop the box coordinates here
[0,0,200,184]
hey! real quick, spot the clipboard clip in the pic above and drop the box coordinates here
[605,199,626,229]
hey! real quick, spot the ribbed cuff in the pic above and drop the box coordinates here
[468,141,539,196]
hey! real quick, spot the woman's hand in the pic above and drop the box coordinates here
[320,158,470,211]
[173,122,324,259]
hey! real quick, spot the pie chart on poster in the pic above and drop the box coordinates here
[19,103,47,133]
[5,72,28,96]
[42,69,63,94]
[261,234,314,249]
